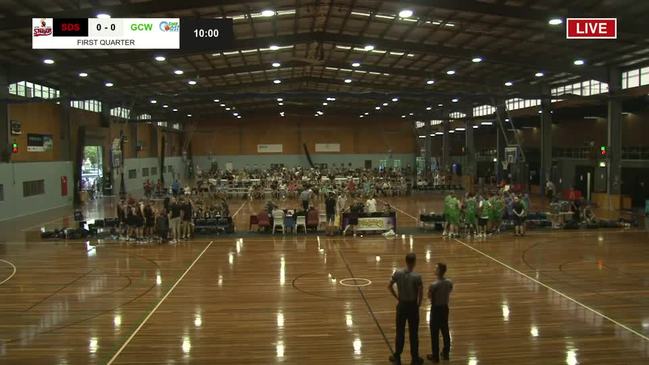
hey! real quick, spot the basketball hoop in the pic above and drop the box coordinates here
[502,161,509,170]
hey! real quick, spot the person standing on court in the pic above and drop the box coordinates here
[388,253,424,365]
[428,262,453,363]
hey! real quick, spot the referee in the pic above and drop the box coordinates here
[388,253,424,365]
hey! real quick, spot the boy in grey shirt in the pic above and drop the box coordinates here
[388,253,424,365]
[428,263,453,363]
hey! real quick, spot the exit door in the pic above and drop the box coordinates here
[575,165,594,198]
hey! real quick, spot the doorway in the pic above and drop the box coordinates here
[574,165,594,198]
[82,145,103,198]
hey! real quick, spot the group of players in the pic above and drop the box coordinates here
[442,190,529,238]
[115,195,193,243]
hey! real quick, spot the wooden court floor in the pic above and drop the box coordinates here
[0,196,648,364]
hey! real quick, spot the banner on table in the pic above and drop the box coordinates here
[257,144,283,153]
[357,217,393,231]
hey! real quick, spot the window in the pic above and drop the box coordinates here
[172,123,182,130]
[70,100,102,112]
[23,180,45,197]
[449,112,466,119]
[142,167,149,177]
[157,121,168,128]
[136,114,151,120]
[551,79,608,97]
[128,169,136,179]
[151,167,157,175]
[430,120,443,126]
[506,98,540,111]
[110,107,131,119]
[473,105,496,117]
[8,81,60,99]
[622,67,649,89]
[415,121,426,128]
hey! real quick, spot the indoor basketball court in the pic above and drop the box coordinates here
[1,1,649,364]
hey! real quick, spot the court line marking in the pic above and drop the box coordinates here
[335,244,395,354]
[381,199,418,222]
[339,277,373,287]
[106,240,214,365]
[231,200,248,217]
[0,259,17,286]
[453,237,649,342]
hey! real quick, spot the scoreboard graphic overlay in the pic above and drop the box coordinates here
[32,18,233,50]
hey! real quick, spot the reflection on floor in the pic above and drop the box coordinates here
[0,194,648,364]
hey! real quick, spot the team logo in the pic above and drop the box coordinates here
[159,21,179,32]
[33,18,52,37]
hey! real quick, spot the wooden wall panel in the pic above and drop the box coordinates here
[191,116,416,155]
[8,103,62,162]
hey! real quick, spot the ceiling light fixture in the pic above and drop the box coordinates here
[269,44,279,50]
[278,102,284,106]
[438,103,443,107]
[96,13,111,19]
[548,18,563,25]
[398,9,414,18]
[375,106,381,110]
[446,70,456,75]
[451,98,459,103]
[277,98,283,102]
[573,59,585,66]
[505,81,513,87]
[535,72,544,77]
[344,79,352,83]
[43,58,54,64]
[78,72,88,77]
[383,102,388,106]
[174,69,184,75]
[426,106,432,111]
[172,108,178,112]
[187,114,192,117]
[154,56,166,62]
[188,80,197,85]
[214,99,220,102]
[426,80,435,85]
[261,9,275,17]
[163,105,168,108]
[105,82,114,87]
[323,102,328,106]
[273,79,282,84]
[364,45,374,51]
[272,62,281,67]
[150,99,157,104]
[472,57,483,63]
[352,62,361,67]
[392,97,399,102]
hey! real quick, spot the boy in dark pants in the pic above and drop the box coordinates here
[388,253,424,365]
[428,263,453,363]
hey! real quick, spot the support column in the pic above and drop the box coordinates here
[441,113,450,173]
[424,120,432,177]
[59,93,72,161]
[495,104,506,183]
[540,96,553,191]
[0,70,9,162]
[607,68,623,197]
[464,109,476,177]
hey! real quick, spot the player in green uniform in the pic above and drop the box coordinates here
[464,193,478,238]
[445,192,461,238]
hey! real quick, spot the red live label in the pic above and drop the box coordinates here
[567,18,617,39]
